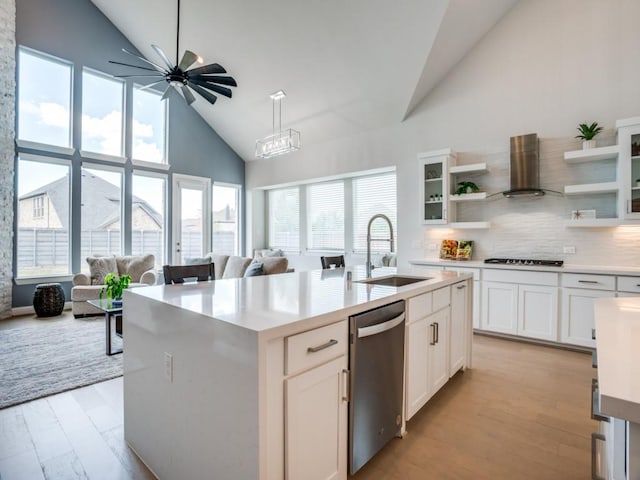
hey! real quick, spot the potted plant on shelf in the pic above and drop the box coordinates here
[454,181,480,196]
[575,122,603,149]
[100,273,131,308]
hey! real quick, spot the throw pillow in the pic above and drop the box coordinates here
[207,254,230,279]
[116,254,155,282]
[222,257,252,279]
[87,256,117,285]
[244,262,265,277]
[260,257,289,275]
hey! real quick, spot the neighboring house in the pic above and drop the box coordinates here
[18,169,162,233]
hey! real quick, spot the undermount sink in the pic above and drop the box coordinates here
[357,275,431,287]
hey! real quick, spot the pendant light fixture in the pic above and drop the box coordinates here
[255,90,301,159]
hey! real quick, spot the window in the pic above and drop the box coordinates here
[33,195,44,219]
[17,156,70,277]
[82,69,124,157]
[132,172,167,269]
[353,173,397,252]
[132,86,167,163]
[212,184,240,255]
[81,165,123,270]
[307,182,344,250]
[268,188,300,252]
[18,47,73,148]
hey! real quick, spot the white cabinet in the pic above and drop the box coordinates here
[418,149,451,224]
[482,269,559,341]
[405,284,465,421]
[481,281,518,334]
[561,288,614,348]
[444,266,480,329]
[616,117,640,220]
[449,281,468,375]
[285,322,348,480]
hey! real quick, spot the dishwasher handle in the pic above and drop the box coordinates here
[357,313,405,338]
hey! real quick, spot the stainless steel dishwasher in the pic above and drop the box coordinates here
[349,299,405,474]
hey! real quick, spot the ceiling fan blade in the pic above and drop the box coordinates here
[190,75,237,87]
[121,48,166,72]
[108,60,159,72]
[161,84,173,101]
[178,50,199,71]
[189,84,218,105]
[186,63,227,76]
[181,85,196,105]
[151,44,175,70]
[189,78,233,98]
[136,80,167,92]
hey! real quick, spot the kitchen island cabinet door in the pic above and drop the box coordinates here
[561,288,615,348]
[481,281,518,334]
[428,308,450,397]
[405,317,430,420]
[449,281,468,376]
[517,284,558,342]
[285,355,347,480]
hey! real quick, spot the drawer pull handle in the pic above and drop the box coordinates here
[591,378,609,422]
[430,323,436,346]
[341,369,349,402]
[591,432,606,480]
[579,280,599,284]
[456,284,467,290]
[307,339,338,353]
[636,284,640,287]
[435,321,439,344]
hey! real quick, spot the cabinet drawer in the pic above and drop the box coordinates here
[562,273,615,291]
[616,275,640,293]
[408,292,433,322]
[483,268,558,286]
[433,286,450,311]
[286,321,347,375]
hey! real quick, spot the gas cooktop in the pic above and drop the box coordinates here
[484,258,564,267]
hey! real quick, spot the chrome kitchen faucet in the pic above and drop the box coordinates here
[366,214,395,278]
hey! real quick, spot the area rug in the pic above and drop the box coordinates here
[0,316,123,409]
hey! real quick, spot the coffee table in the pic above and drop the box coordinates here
[87,299,123,356]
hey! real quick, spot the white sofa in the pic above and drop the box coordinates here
[71,254,157,317]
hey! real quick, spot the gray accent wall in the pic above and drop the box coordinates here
[12,0,245,308]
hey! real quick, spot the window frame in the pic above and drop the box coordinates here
[131,83,169,167]
[15,153,73,282]
[212,182,242,256]
[80,67,126,162]
[16,46,75,154]
[132,169,169,269]
[80,162,125,263]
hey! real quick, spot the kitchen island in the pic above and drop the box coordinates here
[122,266,472,480]
[594,297,640,479]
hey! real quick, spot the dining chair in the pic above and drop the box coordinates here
[320,255,345,269]
[163,263,215,284]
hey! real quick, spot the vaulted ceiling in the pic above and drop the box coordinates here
[91,0,519,161]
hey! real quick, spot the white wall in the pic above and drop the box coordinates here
[246,0,640,268]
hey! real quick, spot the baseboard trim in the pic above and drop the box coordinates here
[11,301,72,317]
[473,330,593,354]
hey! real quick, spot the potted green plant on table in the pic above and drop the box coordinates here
[100,273,131,308]
[575,122,603,149]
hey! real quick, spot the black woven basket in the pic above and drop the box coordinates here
[33,283,65,317]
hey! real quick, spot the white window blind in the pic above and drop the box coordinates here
[307,182,344,250]
[269,188,300,251]
[353,173,397,252]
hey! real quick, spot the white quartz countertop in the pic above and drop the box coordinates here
[125,266,471,337]
[594,297,640,423]
[410,258,640,276]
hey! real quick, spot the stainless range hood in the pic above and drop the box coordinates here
[503,133,546,197]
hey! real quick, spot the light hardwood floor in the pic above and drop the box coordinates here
[0,331,594,479]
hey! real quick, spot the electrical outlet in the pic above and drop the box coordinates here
[164,352,173,382]
[563,246,576,254]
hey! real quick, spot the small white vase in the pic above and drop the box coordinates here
[582,139,597,149]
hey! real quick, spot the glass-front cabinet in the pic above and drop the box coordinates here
[616,117,640,219]
[418,149,453,224]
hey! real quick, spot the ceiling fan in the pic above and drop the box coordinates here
[109,0,237,106]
